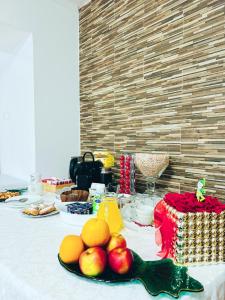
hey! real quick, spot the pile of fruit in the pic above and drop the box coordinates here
[59,218,133,276]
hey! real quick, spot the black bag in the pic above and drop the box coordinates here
[70,152,103,190]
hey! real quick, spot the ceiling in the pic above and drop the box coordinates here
[0,0,91,74]
[53,0,91,8]
[0,23,30,76]
[75,0,90,7]
[0,23,29,54]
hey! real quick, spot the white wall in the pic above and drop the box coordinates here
[0,0,80,179]
[0,50,12,173]
[0,35,35,181]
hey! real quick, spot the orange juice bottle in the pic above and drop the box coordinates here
[97,196,124,233]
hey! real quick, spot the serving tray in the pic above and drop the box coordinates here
[58,250,203,298]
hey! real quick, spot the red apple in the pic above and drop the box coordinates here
[79,247,107,276]
[107,233,127,253]
[108,247,133,274]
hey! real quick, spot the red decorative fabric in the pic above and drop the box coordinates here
[164,192,225,214]
[154,200,176,258]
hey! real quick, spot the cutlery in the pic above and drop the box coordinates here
[7,198,28,203]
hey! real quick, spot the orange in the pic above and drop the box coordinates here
[81,218,110,247]
[59,235,84,264]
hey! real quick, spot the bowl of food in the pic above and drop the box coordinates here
[135,153,169,178]
[60,189,89,202]
[0,191,20,202]
[135,153,169,195]
[58,202,93,226]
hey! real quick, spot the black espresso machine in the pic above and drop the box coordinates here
[69,152,113,190]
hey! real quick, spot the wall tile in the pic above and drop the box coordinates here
[80,0,225,200]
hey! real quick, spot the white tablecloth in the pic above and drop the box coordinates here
[0,205,225,300]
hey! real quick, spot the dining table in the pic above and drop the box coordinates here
[1,203,225,300]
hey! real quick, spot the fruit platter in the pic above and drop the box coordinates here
[58,218,204,298]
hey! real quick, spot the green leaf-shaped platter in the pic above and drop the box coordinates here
[58,251,204,298]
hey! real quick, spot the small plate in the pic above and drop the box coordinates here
[5,195,41,208]
[58,251,204,298]
[22,210,60,218]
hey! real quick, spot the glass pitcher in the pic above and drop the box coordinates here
[97,196,124,233]
[28,173,43,195]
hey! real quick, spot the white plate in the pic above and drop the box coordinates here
[5,195,42,208]
[22,210,60,218]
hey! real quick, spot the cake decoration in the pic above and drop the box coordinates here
[196,178,206,202]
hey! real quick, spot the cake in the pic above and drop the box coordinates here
[154,192,225,265]
[42,178,74,193]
